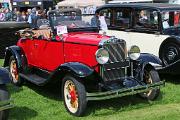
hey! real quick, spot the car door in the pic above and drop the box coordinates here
[33,38,64,71]
[18,38,37,66]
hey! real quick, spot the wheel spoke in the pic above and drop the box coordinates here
[64,80,79,113]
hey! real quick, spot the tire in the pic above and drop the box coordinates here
[0,85,10,120]
[159,42,180,66]
[62,75,87,116]
[9,56,23,86]
[139,69,160,100]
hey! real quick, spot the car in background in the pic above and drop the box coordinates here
[4,9,164,116]
[0,21,29,58]
[96,3,180,74]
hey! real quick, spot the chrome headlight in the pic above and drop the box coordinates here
[128,45,140,60]
[95,48,109,64]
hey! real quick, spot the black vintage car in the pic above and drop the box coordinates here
[0,21,29,58]
[0,67,13,120]
[96,3,180,75]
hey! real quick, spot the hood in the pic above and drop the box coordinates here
[64,32,110,45]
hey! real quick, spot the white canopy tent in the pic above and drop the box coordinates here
[57,0,105,14]
[109,0,153,3]
[57,0,105,7]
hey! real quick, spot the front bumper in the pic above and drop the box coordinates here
[0,99,13,111]
[87,81,165,101]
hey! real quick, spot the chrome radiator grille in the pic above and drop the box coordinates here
[100,38,128,82]
[103,42,126,63]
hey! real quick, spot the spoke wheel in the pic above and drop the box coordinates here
[9,56,23,86]
[139,69,160,100]
[62,75,87,116]
[10,60,19,83]
[64,80,79,113]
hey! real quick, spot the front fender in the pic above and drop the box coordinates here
[4,45,23,71]
[138,53,162,68]
[50,62,102,92]
[0,67,11,84]
[59,62,94,77]
[134,53,160,81]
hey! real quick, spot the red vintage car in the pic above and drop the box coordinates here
[4,9,164,116]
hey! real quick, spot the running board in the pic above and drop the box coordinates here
[19,73,47,86]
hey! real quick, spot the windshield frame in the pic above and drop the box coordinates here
[48,12,99,34]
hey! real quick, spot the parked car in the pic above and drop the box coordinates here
[0,21,29,58]
[4,9,164,116]
[0,67,13,120]
[96,3,180,74]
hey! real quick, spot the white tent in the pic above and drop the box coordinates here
[109,0,153,3]
[57,0,105,7]
[57,0,105,14]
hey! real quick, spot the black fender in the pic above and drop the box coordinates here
[0,67,11,84]
[138,53,162,67]
[4,45,23,71]
[134,53,161,81]
[49,62,102,92]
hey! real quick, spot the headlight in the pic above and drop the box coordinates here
[95,48,109,64]
[128,45,140,60]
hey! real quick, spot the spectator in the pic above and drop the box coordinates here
[0,10,5,21]
[12,8,17,21]
[47,7,52,17]
[21,11,27,21]
[28,8,38,29]
[5,8,12,21]
[91,12,99,27]
[139,10,148,23]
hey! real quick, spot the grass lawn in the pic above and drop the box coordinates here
[1,59,180,120]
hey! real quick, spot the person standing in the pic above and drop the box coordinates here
[28,8,38,29]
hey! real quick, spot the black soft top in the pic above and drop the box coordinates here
[96,3,180,12]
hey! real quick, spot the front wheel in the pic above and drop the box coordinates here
[0,85,10,120]
[9,56,23,86]
[62,75,87,116]
[159,42,180,66]
[139,69,160,100]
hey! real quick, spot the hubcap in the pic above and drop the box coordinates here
[10,60,19,83]
[164,46,179,65]
[64,80,78,113]
[166,47,178,61]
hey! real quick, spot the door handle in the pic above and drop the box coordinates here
[34,44,38,48]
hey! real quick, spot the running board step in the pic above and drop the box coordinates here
[19,73,47,86]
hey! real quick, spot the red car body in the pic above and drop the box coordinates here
[17,32,108,72]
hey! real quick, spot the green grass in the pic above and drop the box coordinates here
[1,59,180,120]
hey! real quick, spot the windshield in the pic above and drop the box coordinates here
[161,10,180,30]
[49,14,99,30]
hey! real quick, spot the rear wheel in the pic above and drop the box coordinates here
[9,56,23,86]
[0,85,10,120]
[139,69,160,100]
[62,75,87,116]
[159,42,180,66]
